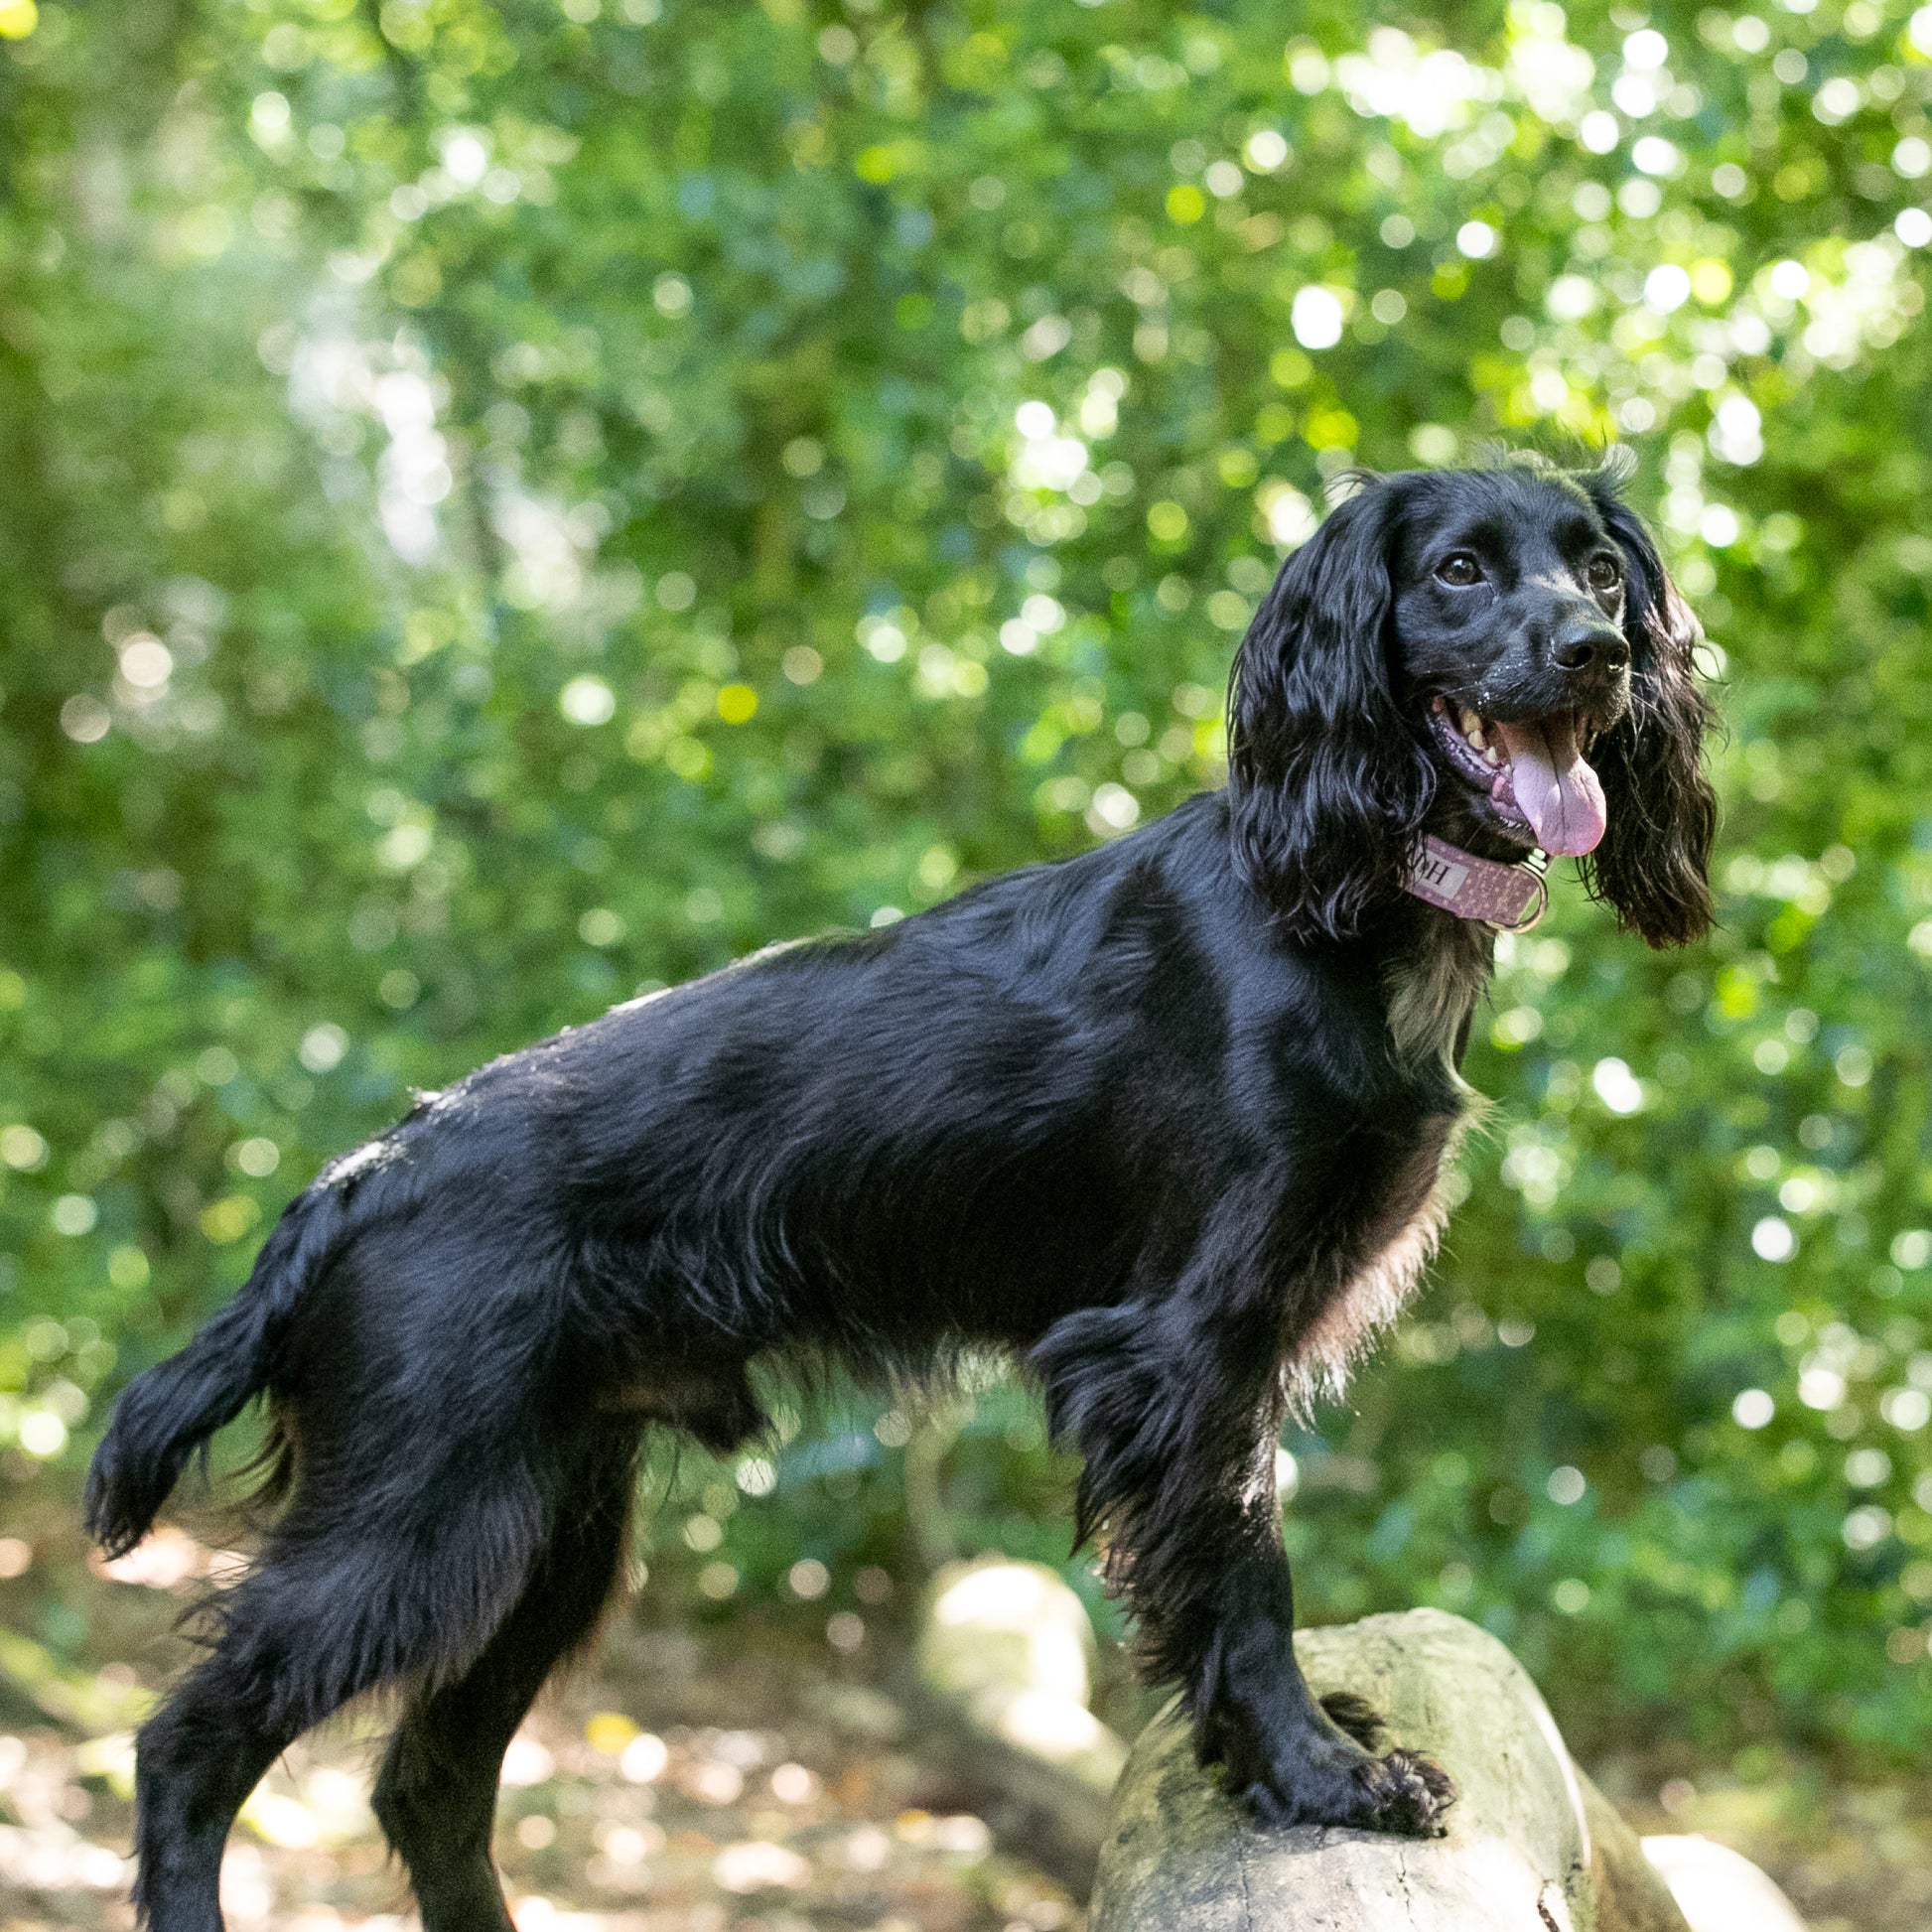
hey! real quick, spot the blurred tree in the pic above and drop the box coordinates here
[2,0,1931,1767]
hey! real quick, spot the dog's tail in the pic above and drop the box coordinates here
[84,1173,357,1560]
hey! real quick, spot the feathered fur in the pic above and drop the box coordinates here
[89,458,1714,1930]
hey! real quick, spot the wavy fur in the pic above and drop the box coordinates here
[93,458,1714,1930]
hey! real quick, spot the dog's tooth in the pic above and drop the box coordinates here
[1458,706,1481,738]
[1466,728,1487,752]
[1483,747,1501,767]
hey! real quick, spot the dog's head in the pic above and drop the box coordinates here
[1226,456,1716,947]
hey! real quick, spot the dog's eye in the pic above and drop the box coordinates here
[1437,554,1483,587]
[1587,554,1622,592]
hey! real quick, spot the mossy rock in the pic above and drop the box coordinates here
[1090,1608,1691,1932]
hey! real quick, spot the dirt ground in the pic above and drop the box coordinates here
[0,1606,1083,1932]
[0,1488,1087,1932]
[4,1504,1931,1932]
[1604,1757,1932,1932]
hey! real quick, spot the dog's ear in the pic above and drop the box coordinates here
[1226,479,1435,938]
[1578,471,1719,947]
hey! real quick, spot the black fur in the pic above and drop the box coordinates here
[88,459,1714,1929]
[1577,471,1720,945]
[1227,482,1439,940]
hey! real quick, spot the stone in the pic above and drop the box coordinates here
[901,1554,1131,1888]
[1090,1607,1696,1932]
[915,1555,1129,1793]
[1638,1835,1809,1932]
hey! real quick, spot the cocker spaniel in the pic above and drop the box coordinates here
[90,454,1715,1930]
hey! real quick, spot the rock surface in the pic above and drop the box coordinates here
[906,1555,1132,1886]
[1639,1835,1810,1932]
[1090,1607,1694,1932]
[915,1555,1130,1794]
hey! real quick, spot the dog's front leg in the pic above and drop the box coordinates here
[1033,1234,1452,1835]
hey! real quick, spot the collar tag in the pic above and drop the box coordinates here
[1403,834,1547,931]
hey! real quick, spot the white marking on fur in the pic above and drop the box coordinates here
[323,1139,389,1184]
[1385,915,1495,1071]
[1285,1125,1472,1423]
[1286,914,1499,1420]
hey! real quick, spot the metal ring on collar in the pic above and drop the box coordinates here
[1494,867,1549,933]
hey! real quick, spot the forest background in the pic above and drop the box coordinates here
[4,0,1932,1799]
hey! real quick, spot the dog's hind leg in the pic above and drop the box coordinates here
[132,1452,557,1932]
[132,1554,455,1932]
[129,1647,310,1932]
[371,1434,637,1932]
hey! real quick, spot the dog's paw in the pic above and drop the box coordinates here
[1192,1650,1454,1839]
[1317,1689,1386,1751]
[1215,1721,1455,1838]
[1351,1747,1455,1836]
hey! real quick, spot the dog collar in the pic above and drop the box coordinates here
[1403,834,1548,931]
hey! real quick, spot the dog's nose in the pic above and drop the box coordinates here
[1551,618,1629,675]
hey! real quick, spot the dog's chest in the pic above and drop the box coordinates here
[1283,1097,1477,1419]
[1382,917,1495,1072]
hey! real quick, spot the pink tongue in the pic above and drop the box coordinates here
[1492,716,1606,857]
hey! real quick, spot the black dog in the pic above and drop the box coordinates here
[89,455,1714,1930]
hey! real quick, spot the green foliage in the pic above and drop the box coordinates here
[3,0,1932,1764]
